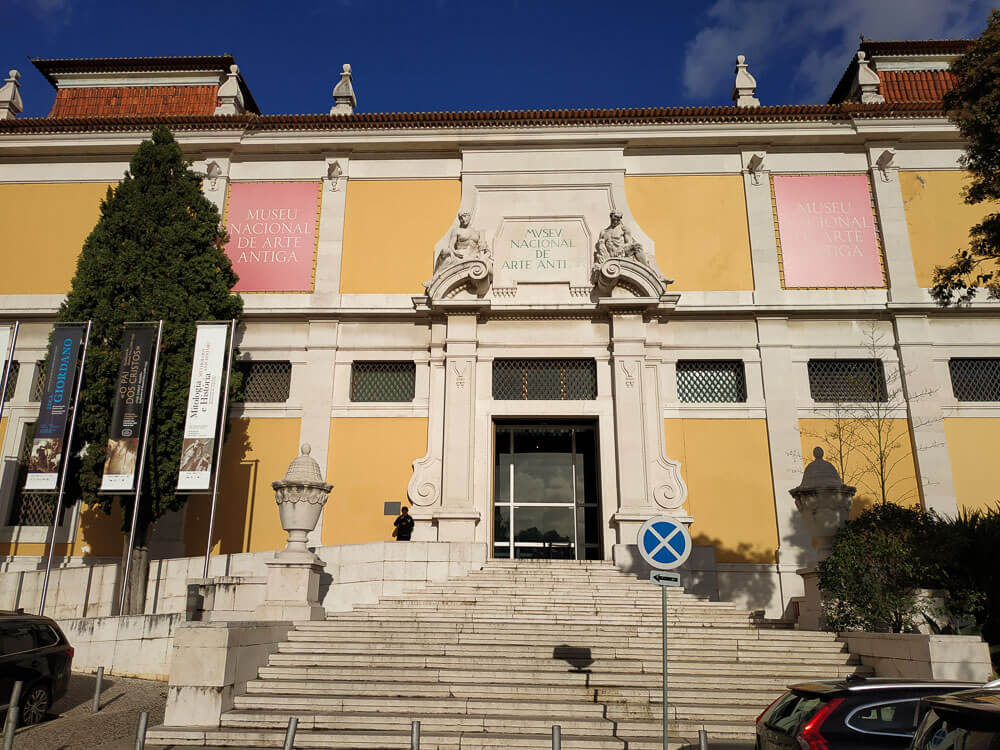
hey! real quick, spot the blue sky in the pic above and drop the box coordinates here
[8,0,993,118]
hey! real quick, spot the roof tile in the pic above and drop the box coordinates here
[879,70,958,103]
[48,85,218,118]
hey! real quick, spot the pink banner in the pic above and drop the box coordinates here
[773,175,884,288]
[225,182,320,292]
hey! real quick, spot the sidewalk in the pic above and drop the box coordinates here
[8,671,166,750]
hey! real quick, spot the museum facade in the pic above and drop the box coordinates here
[0,41,995,616]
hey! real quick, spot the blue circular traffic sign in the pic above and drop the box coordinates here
[637,516,692,570]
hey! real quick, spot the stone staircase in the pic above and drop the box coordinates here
[150,560,869,749]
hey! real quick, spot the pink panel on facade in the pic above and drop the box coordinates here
[225,182,320,292]
[773,175,884,288]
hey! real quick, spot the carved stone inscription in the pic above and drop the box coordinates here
[493,218,590,287]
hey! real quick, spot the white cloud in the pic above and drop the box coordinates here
[683,0,992,104]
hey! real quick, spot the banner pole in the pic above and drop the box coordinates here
[0,321,19,424]
[39,321,91,616]
[118,321,164,616]
[202,319,236,579]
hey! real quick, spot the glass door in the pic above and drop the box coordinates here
[493,423,601,560]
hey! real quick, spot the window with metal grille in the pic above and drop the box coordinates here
[2,361,18,402]
[949,358,1000,401]
[30,360,45,402]
[7,423,60,527]
[807,359,887,402]
[492,359,597,400]
[350,361,416,402]
[676,360,747,403]
[233,361,292,403]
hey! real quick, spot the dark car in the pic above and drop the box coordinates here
[0,611,73,725]
[910,689,1000,750]
[756,678,981,750]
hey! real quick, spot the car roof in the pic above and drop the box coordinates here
[0,612,58,624]
[791,678,981,695]
[923,689,1000,719]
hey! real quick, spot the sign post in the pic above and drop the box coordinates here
[637,516,692,750]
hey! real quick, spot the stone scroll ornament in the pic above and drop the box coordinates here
[591,211,672,297]
[423,211,493,299]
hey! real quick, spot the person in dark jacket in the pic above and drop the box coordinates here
[393,505,414,541]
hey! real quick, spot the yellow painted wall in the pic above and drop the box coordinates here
[798,418,921,515]
[0,183,113,294]
[944,418,1000,513]
[324,417,427,545]
[900,171,995,288]
[340,180,461,293]
[70,503,123,557]
[664,419,778,563]
[185,417,301,555]
[626,175,754,291]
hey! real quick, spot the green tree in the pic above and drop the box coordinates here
[56,126,242,613]
[933,10,1000,305]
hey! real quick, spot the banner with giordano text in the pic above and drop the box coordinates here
[100,325,157,492]
[25,325,85,491]
[176,324,228,491]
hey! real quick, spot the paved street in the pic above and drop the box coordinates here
[7,672,166,750]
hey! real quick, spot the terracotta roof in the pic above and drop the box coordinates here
[49,85,219,118]
[859,39,973,57]
[0,101,949,135]
[879,70,959,103]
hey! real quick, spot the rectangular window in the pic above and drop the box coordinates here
[492,359,597,400]
[676,360,747,403]
[30,360,45,402]
[233,361,292,403]
[807,359,887,402]
[350,361,416,402]
[2,361,18,402]
[949,358,1000,402]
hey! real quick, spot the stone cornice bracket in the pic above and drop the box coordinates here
[0,70,23,120]
[420,257,493,310]
[204,160,224,191]
[331,64,357,115]
[327,160,343,191]
[856,51,885,104]
[731,55,760,108]
[592,257,673,305]
[213,65,245,115]
[873,147,897,182]
[744,151,767,186]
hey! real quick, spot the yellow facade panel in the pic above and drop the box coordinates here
[0,183,113,294]
[798,418,921,515]
[899,171,995,288]
[340,180,461,293]
[324,417,428,545]
[664,418,778,563]
[71,503,124,557]
[944,418,1000,514]
[626,175,754,291]
[185,417,301,556]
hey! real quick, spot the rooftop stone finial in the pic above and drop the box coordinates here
[331,63,357,116]
[855,51,885,104]
[731,55,760,108]
[0,70,23,120]
[214,64,245,116]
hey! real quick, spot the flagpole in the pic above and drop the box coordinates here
[0,321,19,423]
[118,321,164,616]
[202,319,236,579]
[39,321,91,616]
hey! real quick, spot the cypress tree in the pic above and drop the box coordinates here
[57,125,242,611]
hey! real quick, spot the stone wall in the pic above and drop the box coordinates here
[839,632,993,682]
[57,613,185,680]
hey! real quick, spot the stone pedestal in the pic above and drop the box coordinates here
[255,559,326,622]
[795,568,824,631]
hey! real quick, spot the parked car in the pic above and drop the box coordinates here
[756,678,981,750]
[910,689,1000,750]
[0,611,73,725]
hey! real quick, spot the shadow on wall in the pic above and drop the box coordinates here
[690,533,779,617]
[183,420,255,555]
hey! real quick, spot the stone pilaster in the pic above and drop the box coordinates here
[741,151,781,303]
[867,147,922,303]
[408,321,446,541]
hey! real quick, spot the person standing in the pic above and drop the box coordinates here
[393,505,414,541]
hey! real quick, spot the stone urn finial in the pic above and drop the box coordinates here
[790,446,856,561]
[271,443,333,562]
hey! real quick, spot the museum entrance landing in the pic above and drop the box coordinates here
[493,423,601,560]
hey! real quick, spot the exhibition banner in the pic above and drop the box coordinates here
[224,181,320,292]
[773,174,884,288]
[25,325,85,491]
[177,324,228,491]
[100,325,157,492]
